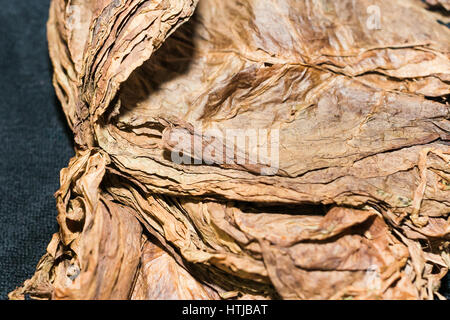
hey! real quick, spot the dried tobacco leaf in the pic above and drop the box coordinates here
[9,0,450,300]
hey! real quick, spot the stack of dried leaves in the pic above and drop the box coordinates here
[9,0,450,300]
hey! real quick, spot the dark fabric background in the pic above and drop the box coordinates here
[0,0,448,300]
[0,0,74,299]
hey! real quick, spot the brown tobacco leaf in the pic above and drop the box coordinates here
[248,208,416,299]
[102,0,450,217]
[10,0,450,300]
[10,150,143,300]
[131,239,219,300]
